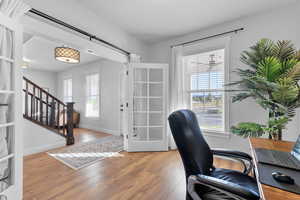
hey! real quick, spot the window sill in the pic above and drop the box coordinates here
[85,116,100,120]
[202,130,231,139]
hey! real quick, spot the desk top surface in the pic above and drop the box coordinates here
[249,138,300,200]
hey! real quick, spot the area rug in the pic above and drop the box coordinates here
[47,135,124,170]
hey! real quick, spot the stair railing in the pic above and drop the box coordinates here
[23,77,75,145]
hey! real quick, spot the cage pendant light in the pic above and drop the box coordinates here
[55,47,80,64]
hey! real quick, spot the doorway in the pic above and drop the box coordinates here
[22,16,129,154]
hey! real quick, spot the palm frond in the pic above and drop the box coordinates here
[268,116,290,130]
[231,122,265,138]
[285,62,300,81]
[256,98,288,112]
[257,57,281,82]
[272,78,298,105]
[295,50,300,61]
[285,101,300,118]
[240,38,275,68]
[232,93,252,103]
[273,40,296,61]
[235,68,256,77]
[230,76,278,102]
[280,59,299,75]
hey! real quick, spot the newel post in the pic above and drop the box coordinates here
[66,102,75,145]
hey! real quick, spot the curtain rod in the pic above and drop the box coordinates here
[171,28,244,48]
[28,8,131,56]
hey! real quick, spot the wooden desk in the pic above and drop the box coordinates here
[249,138,300,200]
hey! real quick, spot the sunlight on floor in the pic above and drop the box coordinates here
[49,152,124,158]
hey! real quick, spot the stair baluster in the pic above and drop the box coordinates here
[50,101,55,127]
[25,81,28,117]
[46,94,49,125]
[39,89,43,123]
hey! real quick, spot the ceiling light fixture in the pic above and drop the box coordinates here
[55,46,80,64]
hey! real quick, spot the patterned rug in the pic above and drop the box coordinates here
[47,135,124,170]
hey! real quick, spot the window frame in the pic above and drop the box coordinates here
[182,37,231,137]
[85,72,100,118]
[63,77,73,103]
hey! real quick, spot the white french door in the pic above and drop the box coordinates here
[127,63,168,152]
[0,13,23,200]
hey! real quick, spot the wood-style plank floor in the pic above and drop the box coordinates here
[23,128,242,200]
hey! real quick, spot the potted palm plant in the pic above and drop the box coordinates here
[229,39,300,140]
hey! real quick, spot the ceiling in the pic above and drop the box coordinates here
[23,35,101,72]
[77,0,298,43]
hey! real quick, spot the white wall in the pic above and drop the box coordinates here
[147,3,300,152]
[57,59,123,135]
[23,120,65,156]
[22,69,58,96]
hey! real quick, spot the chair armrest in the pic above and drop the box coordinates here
[211,149,253,174]
[188,175,259,200]
[212,149,252,160]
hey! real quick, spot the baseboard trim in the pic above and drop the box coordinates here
[79,124,121,136]
[24,140,65,156]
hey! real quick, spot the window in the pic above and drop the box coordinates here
[85,73,100,118]
[63,78,72,103]
[184,49,225,132]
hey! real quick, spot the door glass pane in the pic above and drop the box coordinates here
[133,98,147,112]
[191,92,224,131]
[149,68,163,82]
[149,83,163,97]
[149,127,163,141]
[149,113,163,126]
[0,98,13,124]
[133,113,147,126]
[4,127,13,155]
[0,60,13,91]
[149,99,163,111]
[134,83,147,97]
[0,157,12,193]
[0,27,13,59]
[132,127,147,141]
[134,68,147,82]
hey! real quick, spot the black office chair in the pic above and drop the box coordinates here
[168,109,260,200]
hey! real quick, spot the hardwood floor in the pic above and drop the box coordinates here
[24,128,242,200]
[73,128,110,143]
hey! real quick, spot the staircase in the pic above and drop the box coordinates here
[23,77,75,145]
